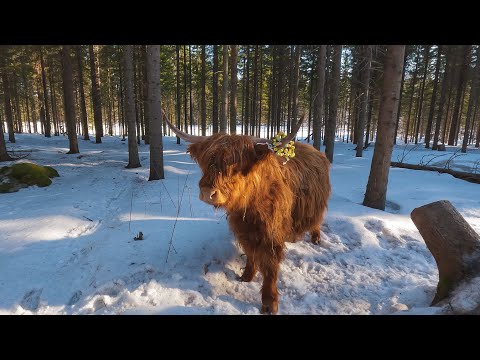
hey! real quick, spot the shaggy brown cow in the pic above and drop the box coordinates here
[164,113,331,314]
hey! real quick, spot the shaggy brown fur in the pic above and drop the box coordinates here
[188,134,331,314]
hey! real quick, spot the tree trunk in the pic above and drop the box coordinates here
[258,47,263,138]
[119,58,126,140]
[394,47,409,144]
[89,45,103,143]
[189,45,194,135]
[363,45,405,210]
[39,48,52,137]
[307,51,315,143]
[30,81,38,134]
[142,46,150,144]
[425,46,442,148]
[74,74,80,135]
[313,45,326,150]
[20,54,31,134]
[200,45,207,136]
[175,45,182,142]
[325,45,342,163]
[0,69,13,161]
[356,45,372,157]
[0,55,15,143]
[462,46,480,153]
[61,46,79,154]
[346,88,353,143]
[123,45,141,168]
[107,58,114,137]
[37,80,46,135]
[131,50,138,143]
[75,46,90,141]
[112,81,117,136]
[251,45,258,136]
[477,113,480,147]
[364,77,375,147]
[220,45,228,133]
[433,46,453,150]
[241,49,247,133]
[182,46,188,135]
[146,45,164,180]
[275,46,284,134]
[411,200,480,305]
[405,47,419,143]
[469,100,478,144]
[0,131,12,161]
[137,53,144,140]
[414,45,431,144]
[212,45,219,134]
[47,58,59,136]
[448,45,471,146]
[12,77,23,134]
[244,46,250,135]
[25,91,31,134]
[291,45,302,137]
[229,45,238,135]
[324,46,333,143]
[287,46,294,134]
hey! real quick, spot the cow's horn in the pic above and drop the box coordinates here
[281,113,305,146]
[162,110,209,143]
[252,113,305,146]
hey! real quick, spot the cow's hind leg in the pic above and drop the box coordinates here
[311,209,327,245]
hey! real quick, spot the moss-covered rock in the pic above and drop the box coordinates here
[0,163,59,193]
[43,166,60,178]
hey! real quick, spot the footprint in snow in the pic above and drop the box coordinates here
[67,290,83,306]
[20,288,43,312]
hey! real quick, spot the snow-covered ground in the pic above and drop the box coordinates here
[1,133,479,315]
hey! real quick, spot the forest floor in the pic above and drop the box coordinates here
[1,133,479,315]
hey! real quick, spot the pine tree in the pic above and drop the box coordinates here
[89,45,103,143]
[229,45,238,134]
[61,45,79,154]
[123,45,141,169]
[313,45,326,151]
[325,45,342,163]
[146,45,164,180]
[364,46,405,210]
[424,46,442,148]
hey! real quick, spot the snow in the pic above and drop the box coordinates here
[1,133,479,315]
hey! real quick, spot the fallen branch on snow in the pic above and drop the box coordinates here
[390,162,480,184]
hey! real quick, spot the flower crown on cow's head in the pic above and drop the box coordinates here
[270,131,295,164]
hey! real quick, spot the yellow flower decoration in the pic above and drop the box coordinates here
[271,132,296,164]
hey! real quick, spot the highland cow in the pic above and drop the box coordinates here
[164,113,331,314]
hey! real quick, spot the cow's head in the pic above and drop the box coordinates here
[163,111,303,208]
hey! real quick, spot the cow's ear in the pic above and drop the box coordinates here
[187,142,203,162]
[253,143,271,161]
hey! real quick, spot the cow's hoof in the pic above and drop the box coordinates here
[261,301,278,315]
[238,271,255,282]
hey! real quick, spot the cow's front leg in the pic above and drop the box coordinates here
[259,243,284,315]
[238,240,257,282]
[240,254,257,282]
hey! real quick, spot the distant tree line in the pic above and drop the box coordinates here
[2,45,479,154]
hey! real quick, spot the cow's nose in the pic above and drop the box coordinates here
[209,190,217,200]
[200,187,216,203]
